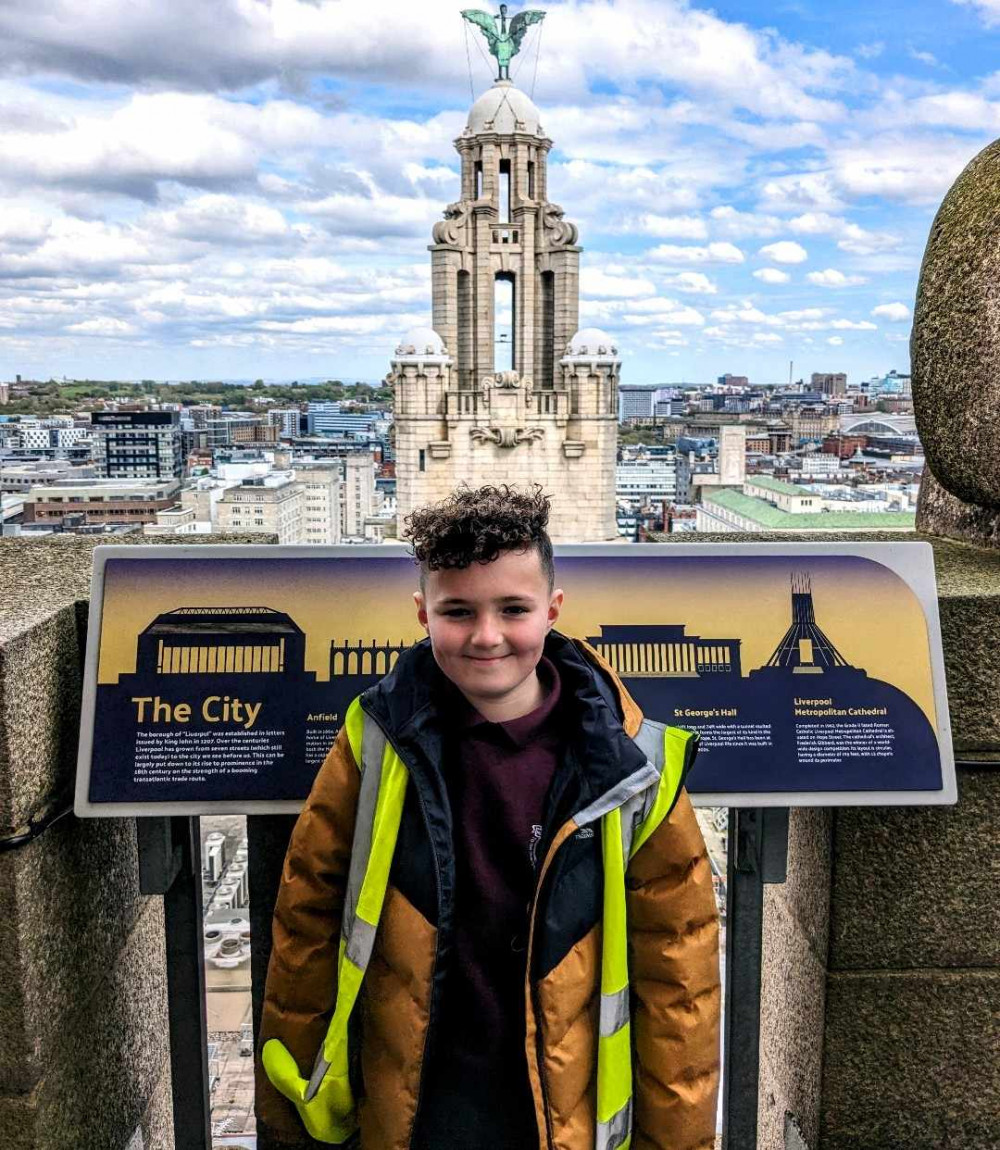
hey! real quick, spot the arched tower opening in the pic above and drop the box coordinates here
[494,272,515,372]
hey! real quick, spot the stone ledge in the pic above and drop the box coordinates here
[0,534,278,648]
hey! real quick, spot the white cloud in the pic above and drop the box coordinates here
[807,268,868,287]
[758,240,808,264]
[296,192,441,238]
[908,47,940,67]
[580,268,657,298]
[829,319,877,330]
[152,194,294,245]
[601,295,707,326]
[828,134,981,205]
[827,336,844,345]
[759,172,845,213]
[662,271,718,294]
[872,302,911,322]
[753,268,791,284]
[622,214,708,239]
[786,212,901,255]
[66,317,139,336]
[647,241,745,264]
[856,42,885,59]
[710,206,781,239]
[0,0,855,123]
[951,0,1000,27]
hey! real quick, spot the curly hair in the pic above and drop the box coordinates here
[404,484,554,589]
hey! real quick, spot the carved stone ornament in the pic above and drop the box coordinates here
[479,371,533,394]
[471,426,546,449]
[432,201,469,245]
[541,202,578,248]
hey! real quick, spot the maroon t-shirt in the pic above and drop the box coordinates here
[413,658,563,1149]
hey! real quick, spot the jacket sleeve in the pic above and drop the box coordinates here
[626,787,721,1150]
[255,724,362,1142]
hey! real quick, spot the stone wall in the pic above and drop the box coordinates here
[0,533,268,1150]
[822,536,1000,1149]
[0,536,169,1149]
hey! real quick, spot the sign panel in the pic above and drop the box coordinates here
[75,542,955,816]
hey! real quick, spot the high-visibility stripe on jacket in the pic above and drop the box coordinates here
[262,698,696,1146]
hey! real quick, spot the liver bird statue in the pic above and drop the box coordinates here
[461,5,546,81]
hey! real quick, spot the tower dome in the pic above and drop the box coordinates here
[565,328,620,359]
[393,327,449,360]
[465,80,543,136]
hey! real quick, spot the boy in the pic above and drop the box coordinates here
[258,485,720,1150]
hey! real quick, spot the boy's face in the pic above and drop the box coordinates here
[413,547,563,717]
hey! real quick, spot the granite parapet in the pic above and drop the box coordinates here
[821,969,1000,1149]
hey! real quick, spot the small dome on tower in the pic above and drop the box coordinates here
[565,328,620,358]
[466,81,543,136]
[394,327,449,358]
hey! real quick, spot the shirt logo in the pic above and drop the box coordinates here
[575,827,595,840]
[528,824,543,869]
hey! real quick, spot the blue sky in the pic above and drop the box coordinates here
[0,0,998,386]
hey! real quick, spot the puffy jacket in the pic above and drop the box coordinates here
[257,631,721,1149]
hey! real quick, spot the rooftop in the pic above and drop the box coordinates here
[745,475,812,497]
[703,487,916,529]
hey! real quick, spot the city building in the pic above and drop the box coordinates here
[822,434,868,459]
[91,411,183,480]
[389,77,619,542]
[786,408,840,444]
[0,382,8,404]
[343,452,376,539]
[23,478,180,526]
[696,476,915,532]
[268,409,303,438]
[0,460,96,493]
[795,452,842,477]
[204,413,275,449]
[616,451,677,511]
[717,373,749,388]
[307,403,387,438]
[618,385,659,423]
[294,459,343,544]
[216,474,304,543]
[865,370,912,400]
[811,372,847,396]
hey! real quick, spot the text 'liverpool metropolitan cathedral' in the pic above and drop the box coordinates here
[388,71,621,541]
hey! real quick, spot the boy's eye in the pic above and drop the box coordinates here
[503,605,529,615]
[442,608,471,617]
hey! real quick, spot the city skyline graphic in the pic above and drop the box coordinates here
[89,552,944,802]
[97,553,936,723]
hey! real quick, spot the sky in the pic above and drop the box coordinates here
[0,0,998,387]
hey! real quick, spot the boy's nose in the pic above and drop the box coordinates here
[471,617,504,648]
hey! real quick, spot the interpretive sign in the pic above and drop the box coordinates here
[75,542,955,816]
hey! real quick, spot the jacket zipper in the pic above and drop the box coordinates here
[524,820,577,1150]
[359,702,444,1149]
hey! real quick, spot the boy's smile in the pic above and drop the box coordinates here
[413,548,563,723]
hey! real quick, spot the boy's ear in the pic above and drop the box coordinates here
[413,590,429,631]
[547,588,564,630]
